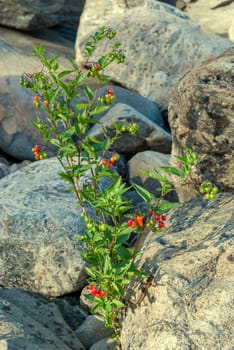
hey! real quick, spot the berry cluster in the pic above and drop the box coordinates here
[199,181,218,200]
[146,213,167,229]
[32,144,47,160]
[101,154,118,168]
[86,62,101,77]
[98,88,115,105]
[127,215,144,228]
[154,214,167,228]
[33,95,49,108]
[87,285,107,298]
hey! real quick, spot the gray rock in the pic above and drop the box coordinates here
[0,162,10,179]
[75,0,233,109]
[0,157,88,297]
[0,287,85,350]
[89,337,120,350]
[168,46,234,202]
[121,192,234,350]
[75,315,114,349]
[0,0,85,30]
[96,85,164,126]
[183,0,234,39]
[54,296,89,330]
[87,103,172,154]
[0,26,75,161]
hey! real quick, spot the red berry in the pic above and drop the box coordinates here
[109,156,116,164]
[161,215,166,221]
[127,219,133,227]
[95,63,101,71]
[102,159,107,167]
[107,88,114,95]
[158,221,165,228]
[32,144,40,153]
[155,215,160,221]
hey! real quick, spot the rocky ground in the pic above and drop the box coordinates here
[0,1,233,349]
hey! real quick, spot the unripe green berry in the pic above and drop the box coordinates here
[211,187,218,194]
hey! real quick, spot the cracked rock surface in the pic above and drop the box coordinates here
[121,192,234,350]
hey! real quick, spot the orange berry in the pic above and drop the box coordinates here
[43,100,49,107]
[34,152,41,160]
[134,216,143,227]
[33,95,39,102]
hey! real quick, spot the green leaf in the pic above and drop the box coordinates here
[160,166,182,177]
[76,102,89,110]
[50,138,61,148]
[111,299,125,308]
[58,172,73,184]
[115,245,132,259]
[85,266,96,279]
[84,84,94,101]
[58,69,76,78]
[131,182,154,203]
[89,105,110,116]
[155,201,178,213]
[57,79,70,96]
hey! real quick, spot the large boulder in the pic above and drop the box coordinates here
[0,0,85,30]
[75,0,233,109]
[0,26,74,161]
[121,192,234,350]
[0,158,88,297]
[168,46,234,202]
[183,0,234,40]
[87,103,172,154]
[0,287,85,350]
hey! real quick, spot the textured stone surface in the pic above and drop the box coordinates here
[121,192,234,350]
[96,85,164,126]
[87,103,172,154]
[0,26,74,160]
[0,158,88,297]
[184,0,234,39]
[89,337,120,350]
[0,287,85,350]
[0,0,85,30]
[75,0,233,109]
[168,46,234,202]
[75,315,114,349]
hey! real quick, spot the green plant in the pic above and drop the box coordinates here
[19,26,218,338]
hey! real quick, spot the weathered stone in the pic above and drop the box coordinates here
[87,103,172,154]
[121,192,234,350]
[168,46,234,202]
[75,0,232,109]
[0,26,75,161]
[96,85,164,126]
[75,315,114,349]
[183,0,234,39]
[54,296,89,330]
[0,158,88,297]
[0,287,85,350]
[89,337,120,350]
[0,162,9,179]
[0,0,85,30]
